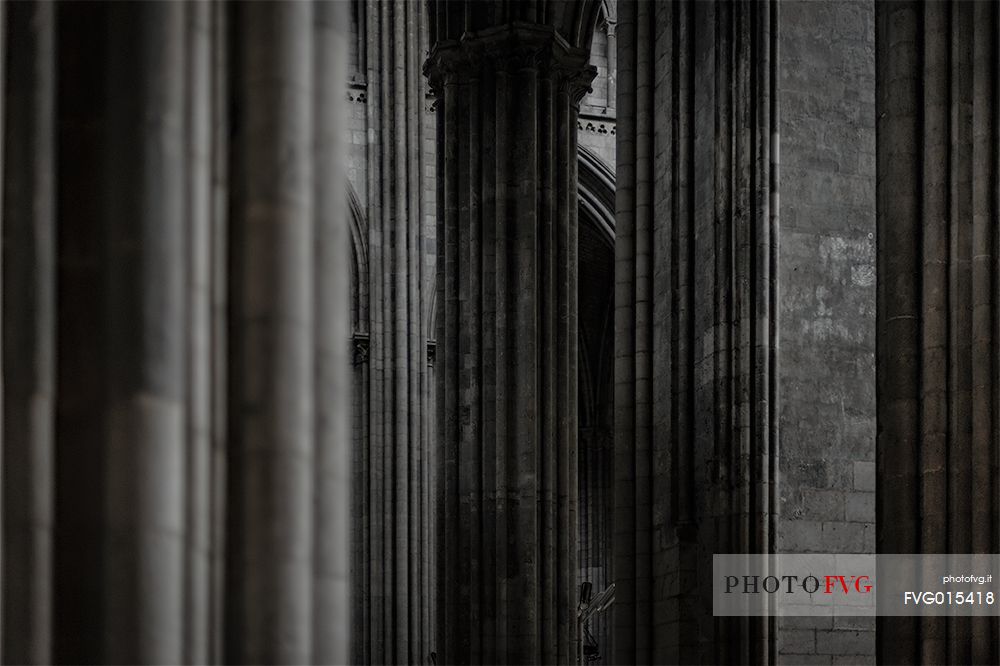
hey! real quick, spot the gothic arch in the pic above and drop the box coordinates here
[348,184,368,336]
[578,145,615,429]
[578,145,615,247]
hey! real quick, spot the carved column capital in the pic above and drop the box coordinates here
[424,21,595,101]
[556,62,598,107]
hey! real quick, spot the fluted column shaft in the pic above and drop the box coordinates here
[426,25,594,665]
[614,1,779,663]
[2,2,353,663]
[877,2,1000,664]
[357,2,433,663]
[2,2,55,662]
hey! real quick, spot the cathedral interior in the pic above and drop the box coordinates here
[0,0,998,664]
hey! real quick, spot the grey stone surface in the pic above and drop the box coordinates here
[816,629,875,656]
[345,2,436,664]
[777,1,876,663]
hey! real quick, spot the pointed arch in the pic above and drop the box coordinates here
[348,183,368,335]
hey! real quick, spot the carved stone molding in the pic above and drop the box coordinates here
[423,21,596,103]
[578,119,615,136]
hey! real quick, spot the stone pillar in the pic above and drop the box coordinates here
[614,1,779,663]
[604,20,616,114]
[183,3,213,664]
[313,1,351,664]
[877,2,1000,664]
[356,1,433,663]
[2,2,55,662]
[425,25,594,665]
[227,2,317,663]
[102,4,188,662]
[4,1,355,661]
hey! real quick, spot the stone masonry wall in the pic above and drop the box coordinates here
[777,1,876,664]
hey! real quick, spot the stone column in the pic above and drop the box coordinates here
[102,4,188,662]
[425,25,594,665]
[356,1,433,663]
[877,2,1000,664]
[227,2,316,663]
[614,1,779,663]
[2,2,55,662]
[313,1,351,664]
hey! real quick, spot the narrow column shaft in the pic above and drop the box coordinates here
[614,1,779,662]
[102,4,188,663]
[356,2,432,663]
[1,2,55,662]
[427,26,594,665]
[208,2,230,661]
[228,2,316,663]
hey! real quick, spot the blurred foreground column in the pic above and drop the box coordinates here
[102,3,188,662]
[2,1,55,662]
[313,1,351,664]
[227,2,317,663]
[1,1,353,661]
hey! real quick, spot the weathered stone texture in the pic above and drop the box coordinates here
[777,2,876,663]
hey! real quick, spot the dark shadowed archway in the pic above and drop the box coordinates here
[577,145,615,665]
